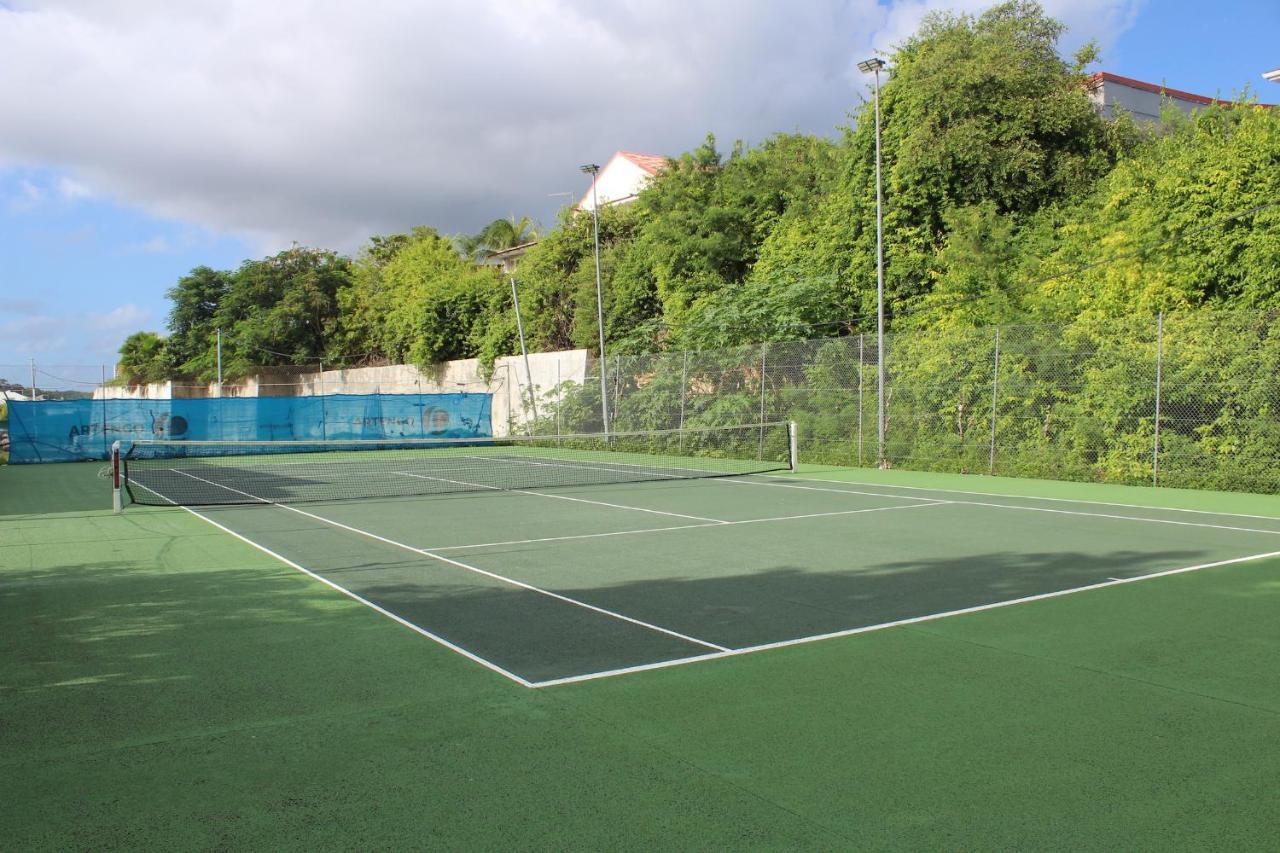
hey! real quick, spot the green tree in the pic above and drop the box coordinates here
[339,228,505,367]
[116,331,171,384]
[1024,102,1280,319]
[165,266,232,374]
[753,0,1132,335]
[209,246,353,377]
[455,216,538,262]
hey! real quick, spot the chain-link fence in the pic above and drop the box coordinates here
[523,310,1280,494]
[9,310,1280,492]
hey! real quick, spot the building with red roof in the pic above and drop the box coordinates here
[1085,71,1273,123]
[577,151,670,212]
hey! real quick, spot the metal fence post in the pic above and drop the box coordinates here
[678,351,688,451]
[857,334,864,467]
[1153,311,1164,487]
[615,357,624,429]
[319,361,327,440]
[989,327,1000,475]
[758,346,768,458]
[101,364,108,457]
[556,358,563,437]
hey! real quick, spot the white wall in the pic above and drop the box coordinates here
[92,348,592,437]
[578,155,652,211]
[1087,76,1224,124]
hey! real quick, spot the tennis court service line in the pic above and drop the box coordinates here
[734,476,1280,536]
[424,500,947,552]
[530,546,1280,688]
[760,473,1280,523]
[391,470,727,523]
[166,469,731,654]
[124,479,537,687]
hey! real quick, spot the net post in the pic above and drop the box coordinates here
[111,440,122,514]
[788,421,798,472]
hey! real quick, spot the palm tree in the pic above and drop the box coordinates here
[455,216,538,262]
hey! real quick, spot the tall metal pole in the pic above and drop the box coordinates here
[509,275,539,430]
[583,164,610,434]
[30,358,37,401]
[872,63,886,468]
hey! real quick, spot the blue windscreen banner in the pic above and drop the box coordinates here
[5,393,493,463]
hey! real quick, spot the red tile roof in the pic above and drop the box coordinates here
[1087,71,1273,108]
[617,151,669,176]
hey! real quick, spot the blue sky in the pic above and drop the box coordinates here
[1,0,1276,375]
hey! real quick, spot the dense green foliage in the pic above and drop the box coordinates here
[110,2,1280,490]
[119,1,1278,375]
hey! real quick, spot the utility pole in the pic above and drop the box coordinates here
[580,163,610,434]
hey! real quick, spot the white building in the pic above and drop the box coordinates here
[577,151,669,211]
[1085,71,1273,123]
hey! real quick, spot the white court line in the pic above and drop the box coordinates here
[166,469,729,653]
[125,479,535,687]
[733,476,1280,537]
[760,473,1280,523]
[424,500,947,552]
[718,477,951,505]
[392,470,727,524]
[530,547,1280,688]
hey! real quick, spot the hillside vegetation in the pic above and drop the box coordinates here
[116,1,1279,386]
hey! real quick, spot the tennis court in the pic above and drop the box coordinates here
[113,426,1280,687]
[8,446,1280,849]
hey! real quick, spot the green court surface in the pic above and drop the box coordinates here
[4,461,1280,849]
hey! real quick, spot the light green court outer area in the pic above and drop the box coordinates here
[3,461,1280,850]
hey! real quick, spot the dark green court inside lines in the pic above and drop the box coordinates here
[169,471,1280,685]
[4,462,1280,849]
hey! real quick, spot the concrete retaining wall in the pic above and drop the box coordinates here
[94,349,591,437]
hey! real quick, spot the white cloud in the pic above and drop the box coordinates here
[9,176,44,211]
[0,304,155,366]
[0,0,1142,251]
[124,235,172,254]
[89,304,151,333]
[57,175,92,199]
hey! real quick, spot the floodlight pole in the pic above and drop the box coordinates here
[581,163,610,434]
[509,275,539,430]
[858,57,888,467]
[216,328,223,397]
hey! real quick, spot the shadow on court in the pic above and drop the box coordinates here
[0,461,114,517]
[334,547,1208,683]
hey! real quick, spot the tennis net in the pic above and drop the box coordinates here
[114,422,796,508]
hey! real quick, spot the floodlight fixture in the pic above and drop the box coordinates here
[856,57,885,74]
[1264,69,1280,84]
